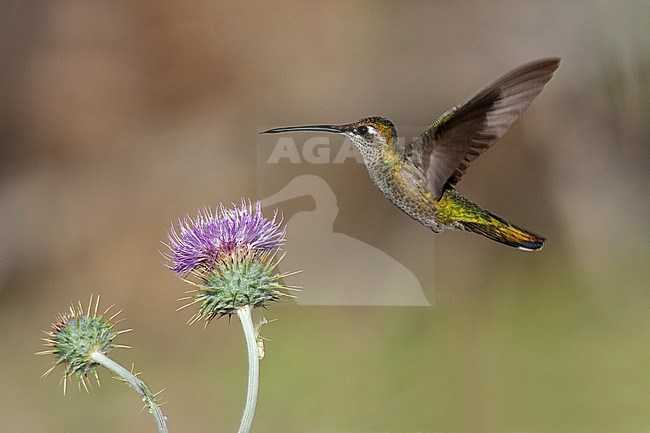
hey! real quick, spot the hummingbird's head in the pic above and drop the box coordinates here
[339,117,397,151]
[261,117,397,153]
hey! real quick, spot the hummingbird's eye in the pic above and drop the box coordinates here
[357,126,369,135]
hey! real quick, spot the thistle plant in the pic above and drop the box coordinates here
[164,199,295,433]
[38,295,168,433]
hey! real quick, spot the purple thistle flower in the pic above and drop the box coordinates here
[165,199,285,275]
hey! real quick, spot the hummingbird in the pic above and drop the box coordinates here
[262,58,560,251]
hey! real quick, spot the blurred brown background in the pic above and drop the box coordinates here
[1,1,649,432]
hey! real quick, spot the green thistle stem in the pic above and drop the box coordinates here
[236,305,259,433]
[90,351,168,433]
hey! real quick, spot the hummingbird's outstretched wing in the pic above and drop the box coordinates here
[406,58,560,200]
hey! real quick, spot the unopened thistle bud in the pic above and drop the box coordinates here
[39,297,168,432]
[38,295,128,394]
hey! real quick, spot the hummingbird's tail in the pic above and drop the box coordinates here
[462,217,546,251]
[440,188,546,251]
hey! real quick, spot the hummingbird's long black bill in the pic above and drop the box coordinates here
[260,125,343,134]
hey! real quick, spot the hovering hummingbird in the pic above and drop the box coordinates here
[262,58,560,251]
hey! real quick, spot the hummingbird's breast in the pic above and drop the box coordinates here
[365,156,445,233]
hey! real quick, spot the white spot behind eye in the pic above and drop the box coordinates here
[357,126,377,135]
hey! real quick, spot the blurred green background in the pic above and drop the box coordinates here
[1,1,649,432]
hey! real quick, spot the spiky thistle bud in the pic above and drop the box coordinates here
[39,296,168,432]
[38,295,129,394]
[164,199,295,324]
